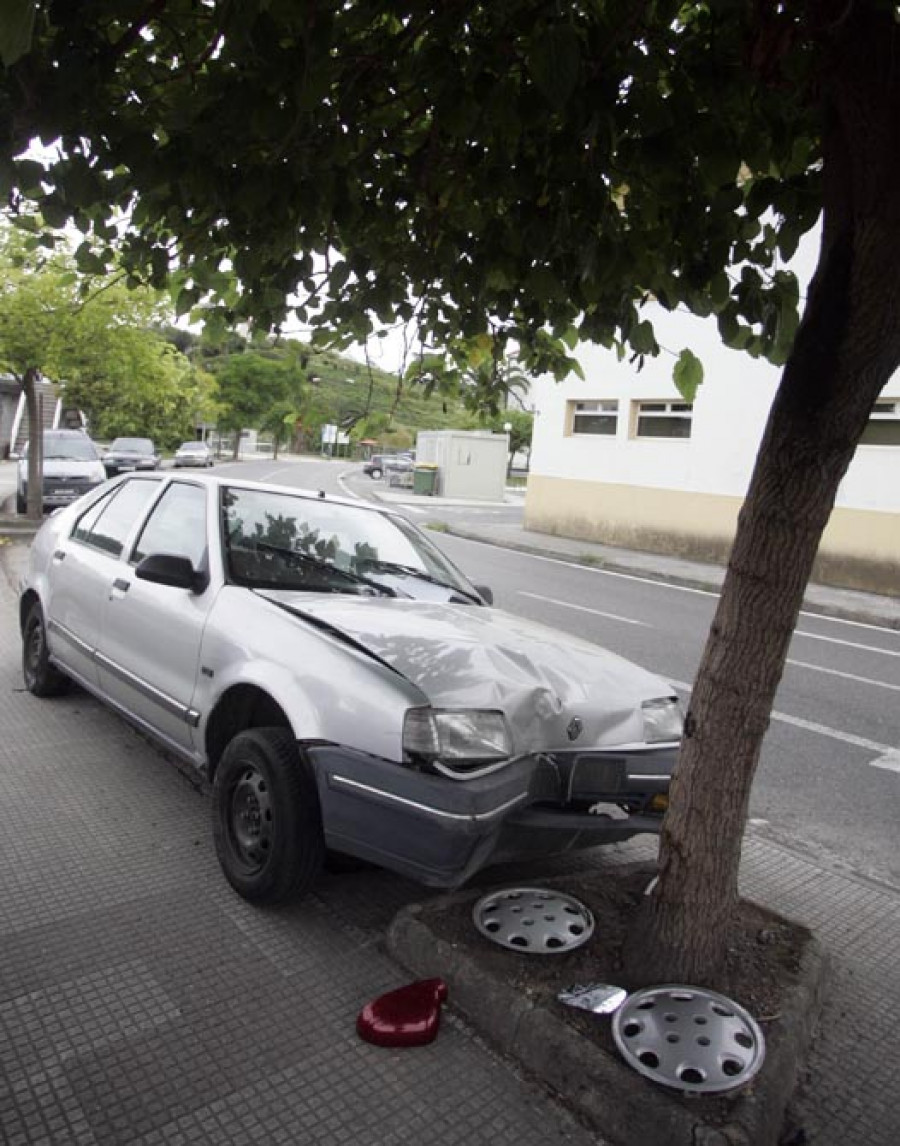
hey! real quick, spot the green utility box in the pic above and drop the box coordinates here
[413,463,439,496]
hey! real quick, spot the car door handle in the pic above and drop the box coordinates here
[110,578,131,598]
[52,549,66,562]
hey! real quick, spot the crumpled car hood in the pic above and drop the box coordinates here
[258,593,676,751]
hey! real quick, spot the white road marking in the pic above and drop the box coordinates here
[667,677,897,771]
[785,659,900,692]
[444,534,900,635]
[794,629,900,657]
[518,591,650,626]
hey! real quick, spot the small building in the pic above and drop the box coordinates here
[526,306,900,596]
[416,430,509,501]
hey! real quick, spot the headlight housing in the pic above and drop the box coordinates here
[403,707,512,769]
[641,697,683,744]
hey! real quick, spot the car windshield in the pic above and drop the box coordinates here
[222,485,476,597]
[110,438,154,453]
[33,436,99,461]
[179,442,206,451]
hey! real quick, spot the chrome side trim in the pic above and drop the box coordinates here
[48,617,95,658]
[328,774,527,823]
[46,659,205,771]
[94,651,200,727]
[49,619,202,729]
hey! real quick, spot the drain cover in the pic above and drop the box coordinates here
[612,985,765,1093]
[472,887,594,954]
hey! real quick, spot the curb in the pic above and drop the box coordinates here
[435,524,900,632]
[386,879,830,1146]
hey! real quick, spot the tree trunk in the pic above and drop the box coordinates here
[627,4,900,984]
[23,367,43,520]
[232,433,240,461]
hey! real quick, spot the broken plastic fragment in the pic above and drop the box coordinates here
[558,983,628,1015]
[356,978,449,1047]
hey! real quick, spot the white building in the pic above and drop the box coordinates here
[526,305,900,596]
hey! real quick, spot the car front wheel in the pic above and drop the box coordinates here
[369,467,382,479]
[22,601,70,697]
[212,727,324,905]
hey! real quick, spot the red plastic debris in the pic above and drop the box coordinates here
[356,978,449,1047]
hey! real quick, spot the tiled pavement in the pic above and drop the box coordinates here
[0,546,599,1146]
[2,539,899,1145]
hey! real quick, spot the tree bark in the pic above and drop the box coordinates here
[627,3,900,983]
[23,366,43,520]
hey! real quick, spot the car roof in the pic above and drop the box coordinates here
[110,470,396,518]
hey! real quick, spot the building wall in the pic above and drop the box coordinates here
[417,431,508,500]
[525,306,900,595]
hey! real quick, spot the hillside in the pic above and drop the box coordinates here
[302,346,474,438]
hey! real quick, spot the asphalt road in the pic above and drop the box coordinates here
[221,455,900,894]
[4,453,898,894]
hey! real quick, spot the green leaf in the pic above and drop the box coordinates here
[0,0,35,67]
[673,349,704,401]
[527,25,581,111]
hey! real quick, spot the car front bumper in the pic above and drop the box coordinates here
[307,742,675,888]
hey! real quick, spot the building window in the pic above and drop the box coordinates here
[860,400,900,445]
[632,400,693,439]
[568,400,619,436]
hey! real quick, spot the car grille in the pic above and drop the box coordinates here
[43,476,96,493]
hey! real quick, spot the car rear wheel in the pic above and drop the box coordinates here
[369,467,382,479]
[22,601,70,697]
[212,727,324,904]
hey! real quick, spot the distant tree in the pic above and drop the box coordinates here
[0,228,190,512]
[492,409,534,475]
[210,351,297,459]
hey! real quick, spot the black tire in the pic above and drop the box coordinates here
[369,467,382,480]
[212,727,324,905]
[22,601,70,697]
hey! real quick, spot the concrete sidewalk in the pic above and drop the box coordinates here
[2,513,900,1143]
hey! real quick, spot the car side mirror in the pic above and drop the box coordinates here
[474,584,493,606]
[136,553,209,593]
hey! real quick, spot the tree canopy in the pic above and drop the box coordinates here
[1,1,821,378]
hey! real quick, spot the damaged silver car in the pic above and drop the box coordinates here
[19,474,681,904]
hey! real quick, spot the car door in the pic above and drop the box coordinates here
[45,480,163,687]
[95,481,215,756]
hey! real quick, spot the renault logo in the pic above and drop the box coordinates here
[566,717,583,741]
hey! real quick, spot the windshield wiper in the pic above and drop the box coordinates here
[242,541,397,597]
[360,559,483,603]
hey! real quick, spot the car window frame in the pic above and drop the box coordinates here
[69,475,166,561]
[128,478,210,571]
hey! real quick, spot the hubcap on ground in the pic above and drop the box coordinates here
[229,765,274,870]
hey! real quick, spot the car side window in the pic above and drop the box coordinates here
[130,482,207,568]
[71,480,160,557]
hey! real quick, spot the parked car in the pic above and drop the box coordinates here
[102,437,160,475]
[19,473,680,905]
[15,429,107,514]
[363,451,415,480]
[363,454,387,479]
[173,441,214,468]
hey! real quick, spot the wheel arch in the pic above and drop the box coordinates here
[205,683,294,780]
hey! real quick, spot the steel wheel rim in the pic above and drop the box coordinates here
[227,764,274,873]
